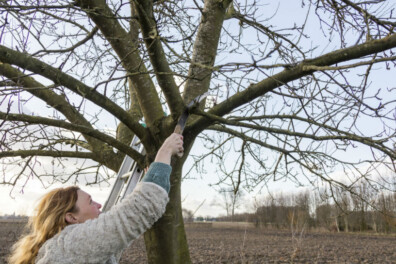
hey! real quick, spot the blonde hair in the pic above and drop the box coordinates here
[8,186,80,264]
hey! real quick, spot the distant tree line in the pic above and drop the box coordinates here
[0,213,28,220]
[186,180,396,233]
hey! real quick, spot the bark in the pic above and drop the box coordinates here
[142,3,232,262]
[183,0,233,103]
[335,217,340,232]
[74,0,164,129]
[116,79,143,148]
[134,0,184,116]
[116,5,143,148]
[344,215,349,232]
[144,159,191,264]
[0,150,97,160]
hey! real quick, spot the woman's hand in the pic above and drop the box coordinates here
[154,133,184,165]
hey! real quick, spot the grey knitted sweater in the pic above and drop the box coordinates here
[35,162,171,264]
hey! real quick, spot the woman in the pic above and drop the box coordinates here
[9,133,184,264]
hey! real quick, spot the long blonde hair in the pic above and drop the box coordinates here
[8,186,80,264]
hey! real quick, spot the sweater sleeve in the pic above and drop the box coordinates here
[141,162,172,193]
[36,182,169,264]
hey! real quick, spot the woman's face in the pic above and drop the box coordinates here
[68,189,102,223]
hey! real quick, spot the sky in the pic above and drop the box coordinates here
[1,0,395,218]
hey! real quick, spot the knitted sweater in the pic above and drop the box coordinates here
[35,162,171,264]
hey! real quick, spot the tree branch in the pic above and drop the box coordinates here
[32,27,99,56]
[0,111,145,167]
[0,150,98,160]
[74,0,164,128]
[188,33,396,137]
[0,62,115,155]
[227,114,394,143]
[207,125,379,189]
[340,0,396,29]
[183,0,233,104]
[203,110,395,159]
[231,10,306,58]
[134,0,184,116]
[302,55,396,71]
[0,46,147,141]
[209,125,289,154]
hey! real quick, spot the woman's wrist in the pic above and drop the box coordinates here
[154,147,172,165]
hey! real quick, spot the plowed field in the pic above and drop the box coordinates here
[120,223,396,263]
[1,220,395,263]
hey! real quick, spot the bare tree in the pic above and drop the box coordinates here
[182,208,194,223]
[215,187,245,218]
[1,0,396,263]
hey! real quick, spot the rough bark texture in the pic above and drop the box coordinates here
[183,0,232,103]
[74,0,164,129]
[140,2,232,261]
[135,0,184,116]
[144,159,191,264]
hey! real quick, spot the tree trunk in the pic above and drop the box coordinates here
[335,216,340,232]
[344,215,349,232]
[143,160,191,264]
[372,213,377,233]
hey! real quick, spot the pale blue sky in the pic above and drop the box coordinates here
[1,0,395,217]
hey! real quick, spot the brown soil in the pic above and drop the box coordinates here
[120,224,396,263]
[0,220,27,264]
[2,220,395,263]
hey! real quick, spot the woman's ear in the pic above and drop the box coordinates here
[65,212,78,224]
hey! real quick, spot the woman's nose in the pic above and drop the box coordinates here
[96,202,102,209]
